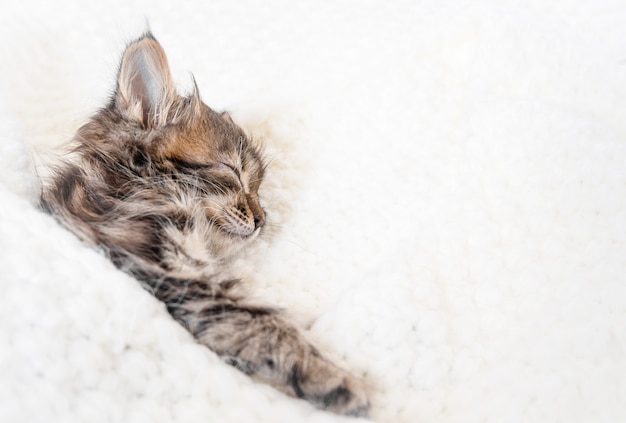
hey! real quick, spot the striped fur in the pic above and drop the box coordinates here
[40,33,369,416]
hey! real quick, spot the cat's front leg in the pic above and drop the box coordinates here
[175,299,370,417]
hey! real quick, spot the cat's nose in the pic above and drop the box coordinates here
[253,212,265,229]
[246,193,265,230]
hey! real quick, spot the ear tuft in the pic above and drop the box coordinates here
[189,74,204,118]
[115,33,176,128]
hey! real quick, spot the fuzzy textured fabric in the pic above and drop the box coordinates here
[1,1,626,422]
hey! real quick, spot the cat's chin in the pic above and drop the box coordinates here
[224,229,260,244]
[214,227,260,253]
[217,222,259,241]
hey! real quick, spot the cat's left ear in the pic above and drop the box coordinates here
[114,33,177,128]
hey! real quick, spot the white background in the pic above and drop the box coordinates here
[1,1,625,422]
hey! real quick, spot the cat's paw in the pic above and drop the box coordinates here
[290,355,370,417]
[317,373,370,418]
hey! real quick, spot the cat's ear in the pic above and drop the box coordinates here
[221,111,235,124]
[115,33,176,128]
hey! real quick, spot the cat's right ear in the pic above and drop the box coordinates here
[114,33,177,129]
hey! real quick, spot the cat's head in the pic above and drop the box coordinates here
[76,33,266,257]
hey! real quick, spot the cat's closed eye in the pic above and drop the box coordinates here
[216,161,240,175]
[170,159,237,174]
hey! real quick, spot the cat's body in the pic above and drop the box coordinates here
[40,33,369,417]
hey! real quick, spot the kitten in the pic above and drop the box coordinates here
[40,33,369,417]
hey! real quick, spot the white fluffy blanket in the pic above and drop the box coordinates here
[1,1,626,422]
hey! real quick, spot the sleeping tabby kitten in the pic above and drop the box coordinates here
[40,33,369,417]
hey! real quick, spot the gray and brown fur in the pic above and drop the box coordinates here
[40,33,369,417]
